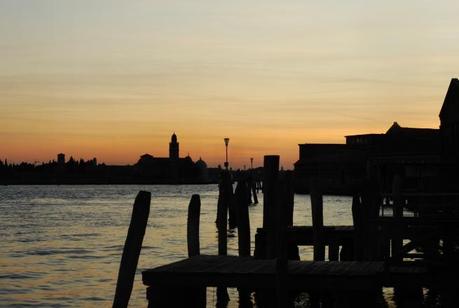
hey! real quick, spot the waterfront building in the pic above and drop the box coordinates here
[294,78,459,193]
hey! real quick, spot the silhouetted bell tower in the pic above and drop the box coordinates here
[169,133,179,160]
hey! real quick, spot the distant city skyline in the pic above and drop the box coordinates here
[1,1,459,168]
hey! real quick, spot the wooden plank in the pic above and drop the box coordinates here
[143,256,435,296]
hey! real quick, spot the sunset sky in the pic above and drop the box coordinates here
[1,1,458,168]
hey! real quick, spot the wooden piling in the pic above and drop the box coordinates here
[251,180,259,204]
[284,171,294,227]
[217,176,228,256]
[391,174,403,262]
[186,194,207,307]
[310,183,325,261]
[263,155,280,259]
[235,181,251,257]
[275,176,289,307]
[328,241,339,261]
[235,181,252,306]
[113,191,151,308]
[351,194,364,261]
[187,194,201,257]
[362,182,382,260]
[217,171,230,304]
[227,178,237,230]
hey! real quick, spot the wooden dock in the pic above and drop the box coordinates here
[142,255,441,307]
[143,255,384,290]
[134,155,459,307]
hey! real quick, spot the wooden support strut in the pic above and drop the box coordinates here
[113,191,151,308]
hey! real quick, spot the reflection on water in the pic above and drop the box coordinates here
[1,185,382,307]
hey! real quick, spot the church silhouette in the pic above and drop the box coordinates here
[136,133,208,183]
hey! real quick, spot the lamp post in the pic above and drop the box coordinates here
[250,157,254,169]
[224,137,230,170]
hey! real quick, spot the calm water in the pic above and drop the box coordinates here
[0,185,356,307]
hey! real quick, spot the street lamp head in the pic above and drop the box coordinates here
[224,137,230,146]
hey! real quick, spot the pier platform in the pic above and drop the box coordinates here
[142,255,430,290]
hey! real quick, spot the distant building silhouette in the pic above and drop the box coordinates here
[57,153,65,165]
[169,133,179,160]
[195,157,208,182]
[0,133,213,184]
[295,78,459,193]
[136,133,208,183]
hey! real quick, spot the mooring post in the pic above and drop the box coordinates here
[275,175,289,308]
[217,171,230,305]
[254,155,280,308]
[251,177,259,204]
[391,174,403,262]
[310,182,325,261]
[186,194,206,307]
[187,194,201,257]
[227,172,237,230]
[365,182,382,260]
[217,173,228,256]
[236,181,251,257]
[309,182,323,308]
[235,181,252,306]
[113,191,151,308]
[328,241,339,261]
[284,171,294,227]
[263,155,280,258]
[283,171,300,262]
[351,194,363,261]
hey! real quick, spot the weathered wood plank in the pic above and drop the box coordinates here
[143,256,395,292]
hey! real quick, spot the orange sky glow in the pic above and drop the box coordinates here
[1,1,458,168]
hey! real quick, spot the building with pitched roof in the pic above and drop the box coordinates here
[294,78,459,194]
